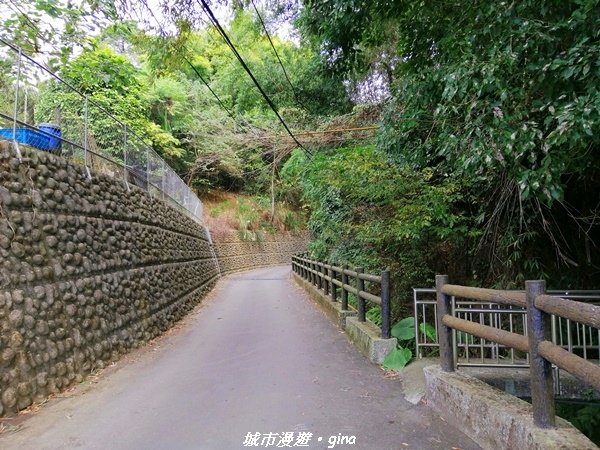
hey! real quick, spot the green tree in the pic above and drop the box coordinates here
[1,0,116,63]
[283,145,475,317]
[134,8,353,191]
[37,44,183,165]
[296,0,600,287]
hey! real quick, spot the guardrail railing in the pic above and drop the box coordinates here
[0,39,202,223]
[435,275,600,428]
[414,287,600,369]
[292,254,391,339]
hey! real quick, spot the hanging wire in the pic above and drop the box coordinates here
[249,0,307,110]
[144,7,238,122]
[196,0,311,157]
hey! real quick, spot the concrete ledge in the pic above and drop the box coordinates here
[292,273,357,329]
[460,364,600,400]
[424,365,597,450]
[292,273,396,364]
[345,316,397,364]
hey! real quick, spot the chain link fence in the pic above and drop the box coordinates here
[0,39,203,223]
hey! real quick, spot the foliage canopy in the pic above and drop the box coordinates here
[293,0,600,292]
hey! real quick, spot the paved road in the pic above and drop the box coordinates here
[0,266,480,450]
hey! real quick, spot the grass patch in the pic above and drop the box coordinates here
[202,190,307,240]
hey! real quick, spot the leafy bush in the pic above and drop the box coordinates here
[383,317,417,370]
[382,317,439,369]
[283,145,475,321]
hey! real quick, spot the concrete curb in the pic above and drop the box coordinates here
[345,316,397,364]
[292,273,357,328]
[292,273,397,364]
[424,365,597,450]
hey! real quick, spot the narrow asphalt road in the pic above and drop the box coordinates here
[0,266,480,450]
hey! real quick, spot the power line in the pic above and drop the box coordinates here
[182,54,237,121]
[144,7,239,123]
[249,0,306,110]
[246,125,380,140]
[196,0,311,156]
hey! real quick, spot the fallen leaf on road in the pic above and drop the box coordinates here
[0,423,23,434]
[383,370,400,379]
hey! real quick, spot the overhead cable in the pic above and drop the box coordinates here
[196,0,311,156]
[249,0,306,110]
[145,6,238,122]
[246,125,380,140]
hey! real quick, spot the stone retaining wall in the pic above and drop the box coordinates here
[0,140,309,417]
[0,141,219,416]
[213,233,309,275]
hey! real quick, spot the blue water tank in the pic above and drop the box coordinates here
[38,123,62,153]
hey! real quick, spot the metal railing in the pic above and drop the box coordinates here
[435,275,600,428]
[0,39,202,222]
[414,288,600,368]
[292,254,391,339]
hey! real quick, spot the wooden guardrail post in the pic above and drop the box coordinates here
[436,274,454,372]
[526,280,555,428]
[342,264,349,311]
[317,261,323,290]
[324,262,330,296]
[357,267,365,322]
[331,266,337,302]
[381,270,391,339]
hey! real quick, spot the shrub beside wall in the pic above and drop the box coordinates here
[0,140,219,416]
